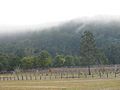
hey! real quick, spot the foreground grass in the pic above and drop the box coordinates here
[0,78,120,90]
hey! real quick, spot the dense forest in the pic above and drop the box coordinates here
[0,18,120,71]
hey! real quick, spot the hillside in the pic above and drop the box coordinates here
[0,17,120,64]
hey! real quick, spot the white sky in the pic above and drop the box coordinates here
[0,0,120,33]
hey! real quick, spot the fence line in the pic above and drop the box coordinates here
[0,71,120,81]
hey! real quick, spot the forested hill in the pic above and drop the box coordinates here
[0,18,120,64]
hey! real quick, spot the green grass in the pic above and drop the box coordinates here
[0,78,120,90]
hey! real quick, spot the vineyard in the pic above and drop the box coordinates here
[0,65,120,81]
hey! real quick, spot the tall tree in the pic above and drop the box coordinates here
[0,53,9,71]
[64,55,75,66]
[37,50,52,68]
[80,31,97,75]
[21,56,35,69]
[53,55,65,67]
[107,44,120,64]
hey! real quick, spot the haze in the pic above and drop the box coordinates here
[0,0,120,33]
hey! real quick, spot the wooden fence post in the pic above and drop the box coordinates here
[10,77,12,80]
[30,74,32,80]
[21,75,23,80]
[39,75,41,80]
[67,73,69,79]
[115,72,117,78]
[107,72,108,78]
[61,73,63,79]
[78,72,80,78]
[99,72,101,78]
[16,74,19,80]
[92,73,94,78]
[25,75,28,80]
[34,74,37,80]
[72,73,74,78]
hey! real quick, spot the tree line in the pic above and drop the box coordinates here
[0,31,108,71]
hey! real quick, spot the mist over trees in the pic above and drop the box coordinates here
[0,18,120,71]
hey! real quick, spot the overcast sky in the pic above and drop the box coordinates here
[0,0,120,33]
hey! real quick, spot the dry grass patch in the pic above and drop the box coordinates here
[0,78,120,90]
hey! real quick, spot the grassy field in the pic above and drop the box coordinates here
[0,78,120,90]
[0,66,120,90]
